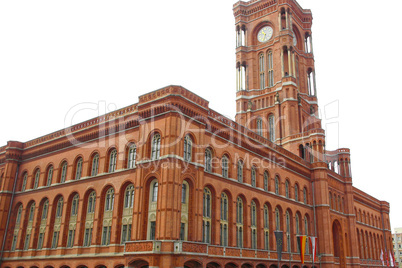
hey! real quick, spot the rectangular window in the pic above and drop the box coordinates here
[11,234,17,251]
[37,233,44,249]
[83,228,92,247]
[121,225,128,244]
[150,221,156,240]
[24,234,30,250]
[180,222,185,240]
[67,229,75,248]
[51,231,59,249]
[102,226,109,245]
[127,224,132,242]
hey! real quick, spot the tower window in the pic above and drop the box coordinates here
[236,63,246,91]
[267,50,274,87]
[256,118,263,136]
[259,53,265,90]
[269,114,275,142]
[237,160,243,183]
[151,134,161,160]
[127,144,136,168]
[183,135,192,162]
[307,69,316,96]
[222,155,229,178]
[204,149,212,172]
[251,167,256,187]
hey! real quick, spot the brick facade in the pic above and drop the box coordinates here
[0,1,392,268]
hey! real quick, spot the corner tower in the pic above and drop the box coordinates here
[233,0,324,160]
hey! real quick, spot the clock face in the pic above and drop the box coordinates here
[257,26,273,43]
[292,31,297,46]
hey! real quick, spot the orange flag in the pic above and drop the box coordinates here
[297,235,307,264]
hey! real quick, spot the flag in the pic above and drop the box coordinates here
[386,250,390,267]
[381,249,384,266]
[390,251,395,267]
[274,230,284,261]
[297,235,307,264]
[309,236,318,263]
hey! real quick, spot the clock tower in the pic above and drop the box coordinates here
[233,0,324,161]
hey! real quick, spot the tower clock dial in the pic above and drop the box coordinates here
[257,26,273,43]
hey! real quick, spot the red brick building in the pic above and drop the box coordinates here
[0,0,393,268]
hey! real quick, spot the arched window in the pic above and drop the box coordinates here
[269,114,275,142]
[251,167,257,187]
[67,194,79,248]
[285,180,289,198]
[202,188,212,243]
[42,200,49,220]
[152,181,158,202]
[237,160,243,183]
[24,202,36,250]
[29,203,35,221]
[11,205,23,251]
[264,204,269,250]
[259,53,265,90]
[75,157,83,180]
[264,171,269,191]
[71,194,79,216]
[91,154,99,176]
[299,144,305,159]
[307,68,316,96]
[236,197,243,248]
[108,149,117,173]
[222,155,229,178]
[60,161,68,183]
[105,188,115,211]
[16,205,23,224]
[84,191,96,247]
[181,184,187,204]
[51,197,63,249]
[303,188,307,204]
[236,62,246,91]
[220,193,229,246]
[33,169,40,189]
[180,180,190,241]
[294,184,299,201]
[56,198,63,218]
[21,172,28,191]
[251,201,257,249]
[46,166,53,186]
[124,184,135,208]
[87,191,96,213]
[204,149,212,172]
[151,134,161,160]
[275,176,280,195]
[286,211,291,252]
[122,184,134,244]
[183,135,192,162]
[256,117,263,135]
[127,144,136,168]
[267,50,274,87]
[102,188,114,245]
[295,214,300,235]
[275,207,281,231]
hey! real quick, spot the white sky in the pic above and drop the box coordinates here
[1,0,401,229]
